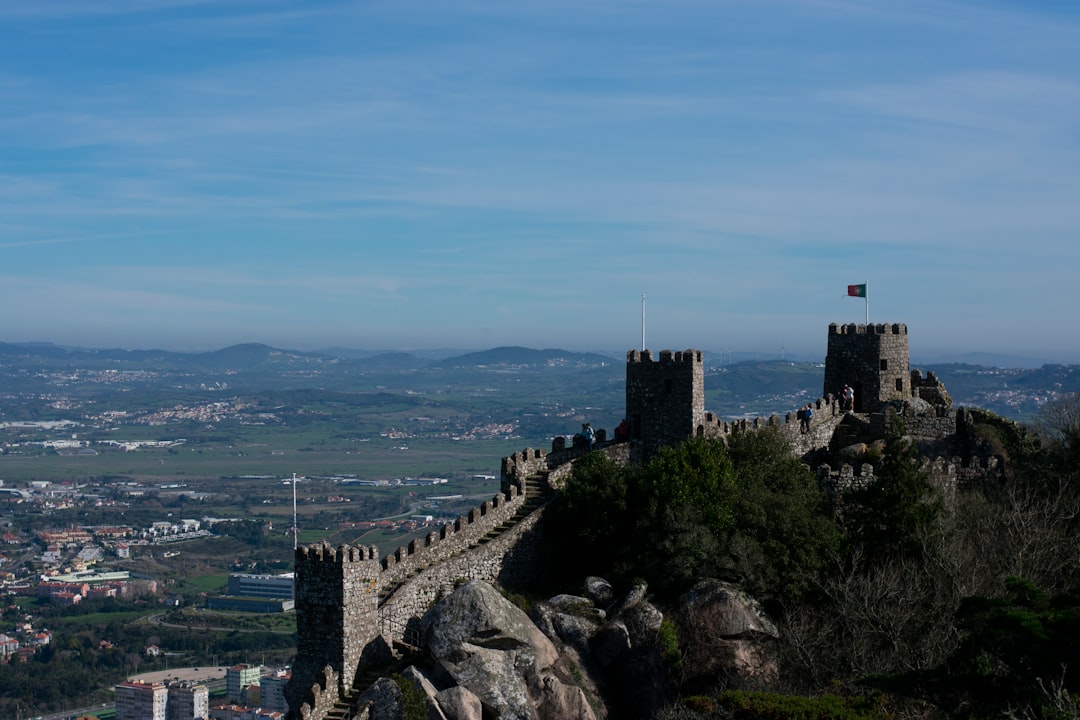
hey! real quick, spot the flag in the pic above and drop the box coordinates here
[847,284,867,298]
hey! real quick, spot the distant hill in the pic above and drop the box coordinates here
[2,341,1077,422]
[432,346,615,368]
[319,347,476,361]
[356,352,431,371]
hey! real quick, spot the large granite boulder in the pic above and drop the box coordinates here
[420,580,597,720]
[354,677,405,720]
[583,576,615,607]
[435,685,483,720]
[674,579,780,694]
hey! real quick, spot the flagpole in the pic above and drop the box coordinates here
[864,281,869,325]
[641,293,646,351]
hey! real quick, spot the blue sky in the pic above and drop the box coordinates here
[2,1,1079,361]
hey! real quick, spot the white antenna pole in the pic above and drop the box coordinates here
[641,292,646,351]
[864,280,869,325]
[292,473,298,551]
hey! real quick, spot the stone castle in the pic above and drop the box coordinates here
[285,322,999,719]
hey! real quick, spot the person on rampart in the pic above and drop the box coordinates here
[582,422,595,452]
[614,418,630,442]
[842,384,854,413]
[801,404,814,433]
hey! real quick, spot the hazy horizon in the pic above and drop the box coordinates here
[3,335,1070,369]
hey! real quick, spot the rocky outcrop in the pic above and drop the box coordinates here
[674,579,780,694]
[355,577,779,720]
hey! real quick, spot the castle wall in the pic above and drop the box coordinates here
[824,323,910,411]
[696,394,844,461]
[287,439,629,718]
[818,454,1000,506]
[379,487,524,590]
[376,442,628,644]
[291,666,340,720]
[376,503,550,645]
[869,408,956,439]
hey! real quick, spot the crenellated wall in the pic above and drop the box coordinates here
[818,453,1000,506]
[379,486,524,590]
[695,394,845,460]
[291,666,342,720]
[285,437,629,719]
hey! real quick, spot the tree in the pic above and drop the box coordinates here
[879,578,1080,719]
[551,451,636,581]
[842,414,942,564]
[639,436,738,535]
[724,427,841,606]
[1037,392,1080,479]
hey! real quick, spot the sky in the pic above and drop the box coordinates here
[2,1,1079,362]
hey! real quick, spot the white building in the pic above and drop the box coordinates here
[259,670,291,714]
[167,680,209,720]
[227,572,294,600]
[116,680,167,720]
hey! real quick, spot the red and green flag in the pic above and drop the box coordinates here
[847,283,867,298]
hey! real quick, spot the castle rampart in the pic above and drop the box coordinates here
[292,666,341,720]
[695,394,845,459]
[818,454,999,507]
[375,491,551,646]
[286,437,629,718]
[378,487,523,588]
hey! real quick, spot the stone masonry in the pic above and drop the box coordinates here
[823,323,910,412]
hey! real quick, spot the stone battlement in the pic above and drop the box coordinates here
[818,454,1001,506]
[828,322,908,336]
[626,348,703,364]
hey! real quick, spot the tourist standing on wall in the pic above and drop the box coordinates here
[614,418,630,442]
[582,422,595,451]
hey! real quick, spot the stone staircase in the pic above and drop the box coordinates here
[829,412,873,452]
[321,686,363,720]
[477,470,556,545]
[373,469,558,605]
[322,637,426,720]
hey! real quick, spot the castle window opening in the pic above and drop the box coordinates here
[880,359,889,371]
[896,378,904,392]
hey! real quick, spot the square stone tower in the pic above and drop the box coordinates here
[286,543,381,713]
[625,349,706,459]
[823,323,910,412]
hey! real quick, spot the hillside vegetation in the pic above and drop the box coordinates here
[544,394,1080,719]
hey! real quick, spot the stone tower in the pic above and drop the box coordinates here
[625,349,706,459]
[823,323,910,412]
[285,543,381,713]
